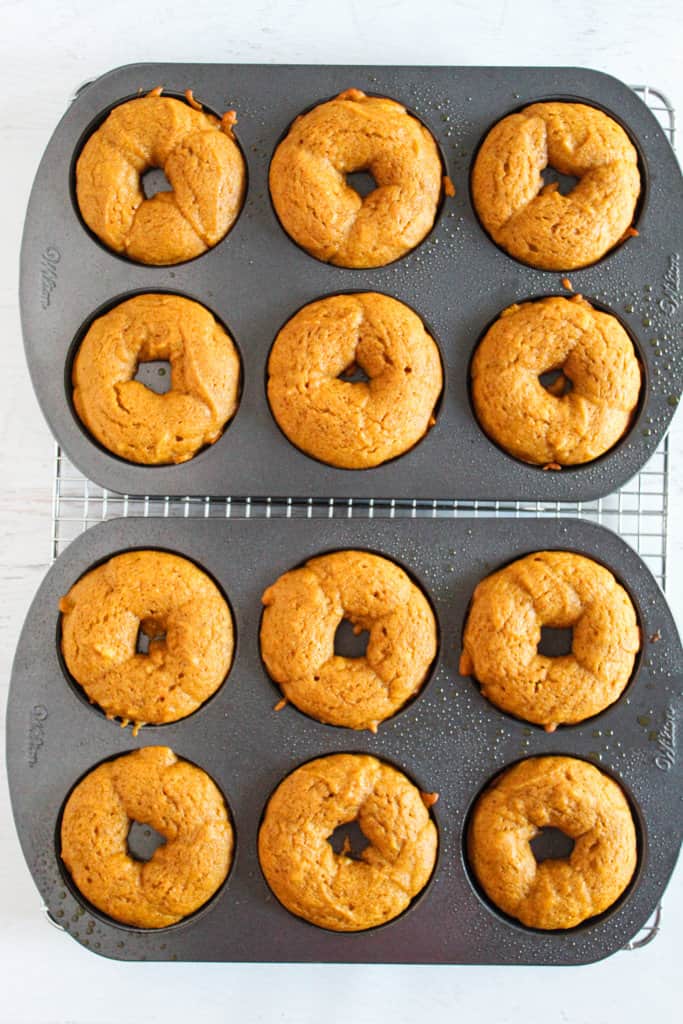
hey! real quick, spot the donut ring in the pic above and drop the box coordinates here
[258,753,438,931]
[76,93,246,265]
[60,747,233,928]
[471,102,641,270]
[267,293,443,469]
[269,89,443,268]
[460,551,640,730]
[260,550,437,731]
[72,293,241,465]
[471,296,642,465]
[59,550,234,727]
[468,756,637,929]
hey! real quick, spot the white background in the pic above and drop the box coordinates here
[1,2,681,1021]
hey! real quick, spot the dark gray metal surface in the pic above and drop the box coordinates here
[20,64,683,501]
[6,517,682,963]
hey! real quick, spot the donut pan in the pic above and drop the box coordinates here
[20,64,683,502]
[7,516,682,964]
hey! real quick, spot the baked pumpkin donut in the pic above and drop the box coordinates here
[471,102,640,270]
[260,550,437,731]
[76,92,246,265]
[471,296,642,465]
[258,753,438,931]
[72,293,241,465]
[468,756,637,929]
[269,89,443,268]
[59,550,234,727]
[267,293,443,469]
[460,551,640,730]
[61,746,233,928]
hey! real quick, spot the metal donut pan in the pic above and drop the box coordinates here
[20,64,683,502]
[7,516,682,963]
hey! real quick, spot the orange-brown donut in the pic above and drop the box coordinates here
[76,94,245,265]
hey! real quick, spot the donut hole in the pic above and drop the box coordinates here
[328,819,371,860]
[537,625,573,658]
[135,620,167,655]
[334,619,370,659]
[530,826,575,863]
[346,170,377,198]
[133,359,172,395]
[540,165,579,196]
[126,820,167,862]
[141,166,173,199]
[338,360,370,384]
[538,367,574,397]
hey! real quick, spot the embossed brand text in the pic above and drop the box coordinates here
[40,246,60,309]
[659,253,680,316]
[654,706,676,771]
[27,704,48,766]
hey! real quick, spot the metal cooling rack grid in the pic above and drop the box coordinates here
[51,441,670,588]
[48,85,677,950]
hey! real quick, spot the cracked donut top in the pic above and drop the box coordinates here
[59,550,234,727]
[471,296,642,465]
[260,549,438,731]
[258,753,438,930]
[468,756,637,929]
[267,292,443,469]
[60,746,233,928]
[76,93,246,265]
[460,550,640,730]
[269,89,443,268]
[72,293,241,465]
[471,102,640,270]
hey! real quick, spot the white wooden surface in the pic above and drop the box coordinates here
[1,2,681,1021]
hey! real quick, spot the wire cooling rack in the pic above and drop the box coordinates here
[52,441,670,582]
[49,85,677,950]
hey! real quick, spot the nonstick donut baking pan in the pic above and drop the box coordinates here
[7,517,682,964]
[20,64,683,502]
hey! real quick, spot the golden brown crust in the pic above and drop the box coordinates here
[73,294,241,465]
[60,550,234,727]
[60,747,233,928]
[258,753,437,931]
[269,90,442,268]
[461,551,640,729]
[267,293,443,469]
[76,95,246,265]
[472,102,640,270]
[471,296,641,465]
[468,756,637,929]
[260,550,437,731]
